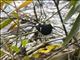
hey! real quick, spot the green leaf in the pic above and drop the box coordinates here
[11,45,20,53]
[0,18,12,30]
[17,0,32,10]
[21,39,28,47]
[22,56,30,60]
[0,50,4,57]
[64,4,80,23]
[70,0,78,7]
[63,13,80,46]
[76,2,80,13]
[11,11,19,18]
[32,53,40,58]
[64,6,75,22]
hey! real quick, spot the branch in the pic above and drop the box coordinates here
[53,0,68,36]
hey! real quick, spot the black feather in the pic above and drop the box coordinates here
[36,24,53,35]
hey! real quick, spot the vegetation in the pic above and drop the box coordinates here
[0,0,80,60]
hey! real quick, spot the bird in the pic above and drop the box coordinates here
[36,24,53,35]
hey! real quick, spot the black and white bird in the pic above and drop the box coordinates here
[36,23,53,35]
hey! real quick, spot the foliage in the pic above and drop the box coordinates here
[0,18,12,30]
[10,45,20,53]
[38,44,61,54]
[0,50,4,57]
[0,0,80,60]
[63,13,80,45]
[21,39,28,47]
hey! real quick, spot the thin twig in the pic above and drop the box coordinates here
[45,2,69,21]
[53,0,68,36]
[33,1,39,23]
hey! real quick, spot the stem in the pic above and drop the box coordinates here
[33,1,39,23]
[53,0,68,36]
[45,2,69,21]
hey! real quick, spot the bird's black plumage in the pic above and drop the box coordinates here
[36,24,53,35]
